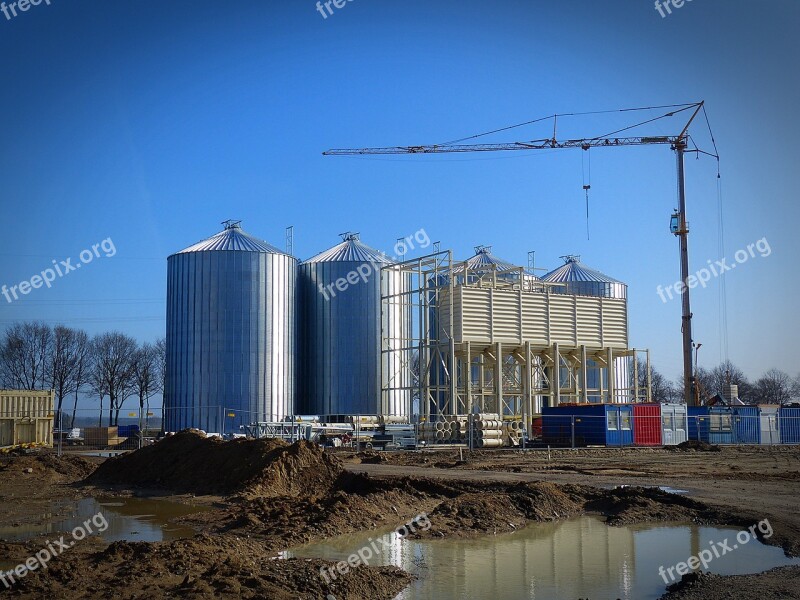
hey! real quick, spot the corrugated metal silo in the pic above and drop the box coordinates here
[542,255,630,402]
[300,233,410,417]
[165,221,297,432]
[445,245,539,286]
[541,255,627,299]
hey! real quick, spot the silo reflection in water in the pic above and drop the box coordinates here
[287,516,800,599]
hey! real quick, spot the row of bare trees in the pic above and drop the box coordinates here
[0,321,165,428]
[632,359,800,405]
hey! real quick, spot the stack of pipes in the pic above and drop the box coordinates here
[470,413,504,448]
[503,420,523,447]
[418,417,470,443]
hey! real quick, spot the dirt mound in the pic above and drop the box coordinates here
[671,440,721,452]
[86,430,342,496]
[0,453,97,481]
[584,485,722,525]
[660,565,800,599]
[410,481,584,539]
[186,474,452,550]
[8,533,413,600]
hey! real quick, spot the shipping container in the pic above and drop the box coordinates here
[633,404,662,446]
[758,406,779,445]
[0,390,54,447]
[542,404,633,447]
[779,407,800,444]
[708,407,734,444]
[730,406,760,444]
[117,425,140,437]
[660,403,688,445]
[687,406,710,442]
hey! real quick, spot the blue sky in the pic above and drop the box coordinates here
[0,0,797,385]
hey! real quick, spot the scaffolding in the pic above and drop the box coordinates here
[380,251,652,427]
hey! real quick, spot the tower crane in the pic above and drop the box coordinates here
[324,101,716,406]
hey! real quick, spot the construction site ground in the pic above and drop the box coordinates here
[0,435,798,599]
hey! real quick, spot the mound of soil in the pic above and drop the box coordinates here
[412,481,584,538]
[7,533,413,600]
[671,440,721,452]
[186,473,455,550]
[86,430,342,496]
[583,485,725,525]
[0,453,97,481]
[661,565,800,599]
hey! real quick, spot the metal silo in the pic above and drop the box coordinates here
[300,233,410,417]
[445,245,539,286]
[542,255,629,402]
[541,255,627,299]
[165,221,297,433]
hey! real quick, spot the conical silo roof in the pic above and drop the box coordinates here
[174,220,286,255]
[448,246,538,281]
[542,255,626,298]
[303,233,392,264]
[542,255,622,284]
[461,246,519,272]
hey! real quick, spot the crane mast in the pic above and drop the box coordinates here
[324,102,708,406]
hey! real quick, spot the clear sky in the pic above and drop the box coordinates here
[0,0,797,385]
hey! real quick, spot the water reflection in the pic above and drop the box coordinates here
[0,497,204,543]
[287,516,800,600]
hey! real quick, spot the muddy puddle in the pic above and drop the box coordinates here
[287,516,800,600]
[0,496,205,544]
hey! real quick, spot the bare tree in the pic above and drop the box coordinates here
[69,331,91,429]
[0,322,52,389]
[132,342,158,436]
[629,361,675,403]
[89,362,109,428]
[754,369,794,405]
[47,326,91,425]
[674,366,714,404]
[154,337,166,409]
[707,361,749,397]
[91,332,137,427]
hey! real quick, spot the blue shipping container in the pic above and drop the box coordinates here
[542,405,633,447]
[689,406,764,445]
[687,407,710,442]
[117,425,140,437]
[730,406,760,444]
[779,407,800,444]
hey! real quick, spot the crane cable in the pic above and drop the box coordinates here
[582,148,591,240]
[438,102,700,147]
[717,174,728,363]
[699,105,728,363]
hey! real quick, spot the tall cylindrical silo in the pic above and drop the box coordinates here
[165,221,297,433]
[429,246,541,417]
[300,233,410,417]
[542,255,630,402]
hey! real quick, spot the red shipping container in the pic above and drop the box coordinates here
[633,404,662,446]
